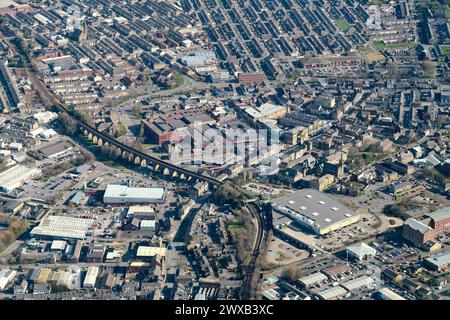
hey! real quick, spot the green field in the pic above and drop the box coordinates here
[173,74,184,87]
[336,19,350,32]
[228,220,244,233]
[441,45,450,56]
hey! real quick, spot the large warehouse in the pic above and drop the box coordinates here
[271,189,360,235]
[317,286,348,300]
[0,164,41,193]
[30,216,95,240]
[103,184,165,205]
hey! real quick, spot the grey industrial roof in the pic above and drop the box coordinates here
[341,276,374,291]
[428,207,450,222]
[298,272,328,286]
[346,242,377,258]
[104,184,165,201]
[404,218,431,234]
[30,216,94,240]
[317,286,348,300]
[425,250,450,267]
[38,141,69,157]
[272,189,358,230]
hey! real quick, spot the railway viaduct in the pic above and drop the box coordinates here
[76,118,224,188]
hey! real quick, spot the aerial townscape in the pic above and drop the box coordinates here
[0,0,448,303]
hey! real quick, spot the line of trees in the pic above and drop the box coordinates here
[213,183,245,209]
[0,218,28,253]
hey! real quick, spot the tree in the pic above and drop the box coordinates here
[114,123,128,138]
[213,184,245,209]
[131,140,144,152]
[280,267,305,283]
[56,113,78,136]
[132,104,142,118]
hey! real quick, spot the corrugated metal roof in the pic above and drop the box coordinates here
[341,276,374,291]
[428,207,450,222]
[404,218,431,234]
[317,286,347,300]
[299,272,328,286]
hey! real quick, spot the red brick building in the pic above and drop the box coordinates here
[403,207,450,246]
[238,72,264,85]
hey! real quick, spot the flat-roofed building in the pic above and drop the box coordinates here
[103,184,165,205]
[346,242,377,261]
[50,240,67,251]
[0,269,17,291]
[316,286,348,300]
[35,268,52,284]
[271,189,360,235]
[127,205,155,219]
[83,266,99,288]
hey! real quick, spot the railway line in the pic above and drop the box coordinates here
[240,202,267,299]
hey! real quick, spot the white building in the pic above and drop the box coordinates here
[346,242,377,261]
[30,216,95,240]
[377,287,406,300]
[38,128,57,139]
[103,184,165,204]
[0,164,42,193]
[83,266,99,288]
[32,111,58,124]
[0,269,17,291]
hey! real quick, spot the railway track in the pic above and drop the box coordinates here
[240,202,266,299]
